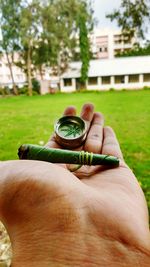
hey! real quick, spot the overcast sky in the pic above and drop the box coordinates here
[93,0,121,29]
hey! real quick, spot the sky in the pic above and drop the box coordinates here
[93,0,121,29]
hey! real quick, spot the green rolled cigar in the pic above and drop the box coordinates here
[18,144,119,167]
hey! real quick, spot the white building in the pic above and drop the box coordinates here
[0,54,26,88]
[0,53,53,90]
[1,53,150,94]
[90,28,136,60]
[60,56,150,92]
[0,27,137,91]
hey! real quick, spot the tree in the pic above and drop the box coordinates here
[0,0,21,95]
[107,0,150,39]
[116,41,150,57]
[35,0,93,87]
[77,1,93,87]
[19,0,41,96]
[0,0,94,95]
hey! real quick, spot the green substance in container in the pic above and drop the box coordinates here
[54,116,87,148]
[59,122,82,139]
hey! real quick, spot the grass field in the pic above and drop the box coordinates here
[0,90,150,211]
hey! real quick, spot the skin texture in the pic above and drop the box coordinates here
[0,103,150,267]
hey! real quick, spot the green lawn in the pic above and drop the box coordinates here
[0,90,150,211]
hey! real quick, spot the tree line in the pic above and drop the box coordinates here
[1,0,150,96]
[0,0,94,95]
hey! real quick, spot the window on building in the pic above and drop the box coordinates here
[64,78,72,87]
[143,73,150,82]
[0,63,2,67]
[114,40,122,44]
[88,77,98,85]
[7,75,11,80]
[115,75,125,84]
[99,46,108,53]
[102,76,110,85]
[124,39,130,44]
[128,75,139,83]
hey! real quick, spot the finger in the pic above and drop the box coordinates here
[102,126,123,160]
[80,103,94,130]
[84,112,104,153]
[46,139,60,148]
[46,106,77,148]
[63,106,76,116]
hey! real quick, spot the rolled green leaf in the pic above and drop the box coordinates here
[18,144,119,167]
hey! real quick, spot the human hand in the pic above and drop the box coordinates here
[46,103,150,262]
[46,103,109,177]
[0,104,149,267]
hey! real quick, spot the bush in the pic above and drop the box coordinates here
[32,78,40,94]
[32,90,39,96]
[19,82,40,96]
[19,86,28,95]
[1,86,12,95]
[0,87,5,96]
[143,86,150,90]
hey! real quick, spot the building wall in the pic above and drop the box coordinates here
[60,74,150,92]
[0,54,52,89]
[60,78,76,92]
[0,54,26,88]
[90,28,136,59]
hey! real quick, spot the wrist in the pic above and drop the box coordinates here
[11,230,150,267]
[8,195,86,267]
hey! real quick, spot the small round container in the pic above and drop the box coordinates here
[54,116,87,149]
